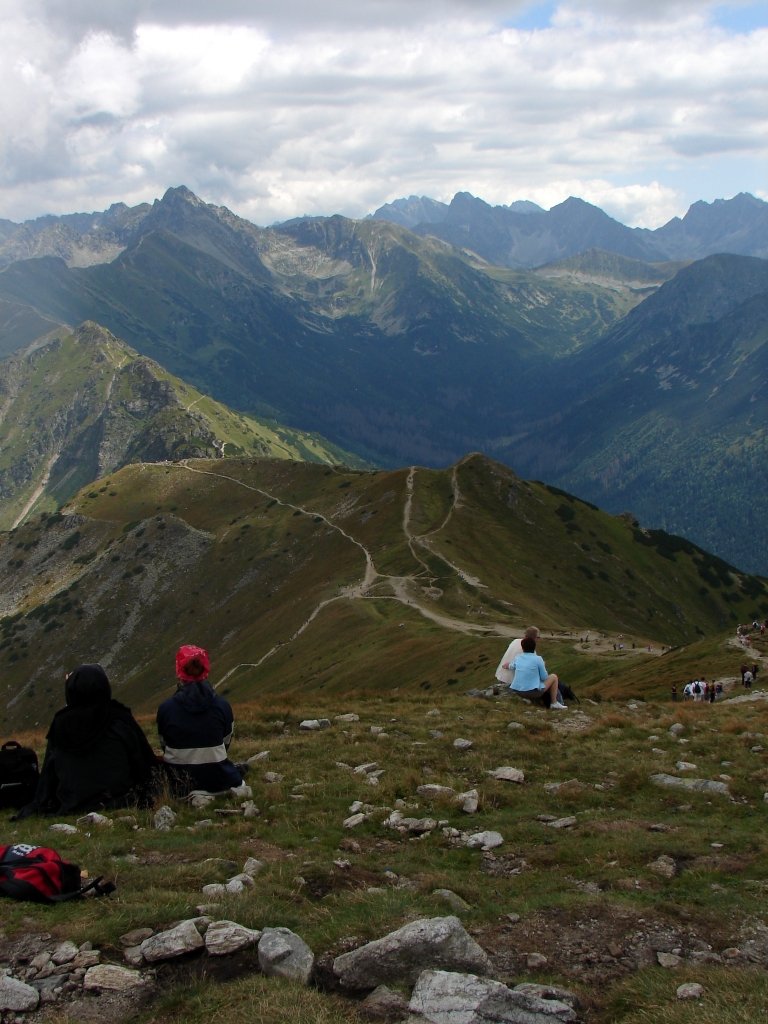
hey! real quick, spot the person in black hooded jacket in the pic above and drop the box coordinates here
[15,664,159,818]
[157,645,244,794]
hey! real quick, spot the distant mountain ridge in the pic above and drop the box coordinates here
[371,191,768,267]
[0,186,765,573]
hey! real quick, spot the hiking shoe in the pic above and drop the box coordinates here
[550,701,567,710]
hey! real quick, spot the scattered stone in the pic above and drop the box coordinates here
[507,722,524,730]
[432,889,471,913]
[299,719,331,730]
[669,723,685,736]
[675,761,697,771]
[335,714,360,723]
[205,921,261,955]
[453,739,474,751]
[527,953,548,969]
[49,823,78,834]
[417,785,457,801]
[82,965,146,991]
[513,983,580,1009]
[264,772,284,784]
[190,793,216,809]
[247,750,270,763]
[0,976,40,1012]
[676,982,705,1000]
[456,789,479,814]
[465,831,504,850]
[547,816,577,830]
[650,774,730,797]
[258,927,314,984]
[139,920,205,962]
[76,812,112,828]
[487,766,525,784]
[333,916,492,990]
[648,855,678,878]
[51,941,79,965]
[543,780,583,795]
[409,969,577,1023]
[657,952,682,968]
[354,762,379,775]
[344,812,368,829]
[153,806,176,831]
[201,883,228,899]
[243,857,265,876]
[359,984,411,1021]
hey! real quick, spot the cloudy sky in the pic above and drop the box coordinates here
[1,0,766,228]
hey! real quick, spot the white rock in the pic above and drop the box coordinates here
[487,766,525,784]
[243,857,265,876]
[456,789,479,814]
[465,831,504,849]
[140,920,205,962]
[49,823,78,834]
[201,883,227,899]
[83,965,146,991]
[547,816,577,829]
[153,805,177,831]
[247,750,270,763]
[258,927,314,984]
[205,920,261,955]
[677,983,705,1000]
[453,738,473,751]
[343,812,367,828]
[0,976,40,1012]
[76,812,112,827]
[335,713,360,723]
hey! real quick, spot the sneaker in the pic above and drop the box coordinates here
[550,701,567,710]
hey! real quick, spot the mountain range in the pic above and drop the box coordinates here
[0,186,765,574]
[1,452,764,730]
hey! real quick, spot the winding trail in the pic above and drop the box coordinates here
[173,460,506,687]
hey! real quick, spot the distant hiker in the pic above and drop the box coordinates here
[508,636,565,710]
[495,626,541,691]
[671,684,677,702]
[743,669,753,689]
[157,645,245,794]
[709,681,716,704]
[740,663,749,685]
[15,664,159,819]
[692,679,702,701]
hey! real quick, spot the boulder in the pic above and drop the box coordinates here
[409,969,577,1023]
[0,976,40,1012]
[205,920,261,955]
[332,916,491,990]
[258,927,314,984]
[139,920,205,962]
[83,965,146,991]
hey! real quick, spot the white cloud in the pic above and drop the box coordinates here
[0,1,765,226]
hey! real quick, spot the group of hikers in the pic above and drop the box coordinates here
[13,645,246,819]
[494,626,570,709]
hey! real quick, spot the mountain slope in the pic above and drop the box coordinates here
[1,453,764,730]
[0,321,363,530]
[498,254,768,573]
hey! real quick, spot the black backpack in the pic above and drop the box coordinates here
[0,741,40,809]
[558,682,579,704]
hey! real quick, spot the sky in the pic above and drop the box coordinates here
[0,0,766,229]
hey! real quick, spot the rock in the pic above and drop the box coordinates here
[359,984,411,1020]
[257,927,314,984]
[669,723,685,735]
[123,946,144,967]
[432,889,471,913]
[675,761,697,771]
[453,739,474,751]
[72,950,101,969]
[417,785,457,800]
[513,983,580,1009]
[343,812,368,829]
[202,883,228,899]
[547,816,577,830]
[488,767,525,784]
[354,762,379,775]
[0,976,40,1012]
[657,952,682,968]
[466,831,504,849]
[650,774,730,797]
[543,780,583,795]
[205,920,261,955]
[153,805,177,831]
[139,920,205,962]
[677,983,705,1000]
[648,855,678,878]
[409,969,577,1023]
[335,713,360,723]
[247,750,270,763]
[83,965,146,991]
[76,812,112,827]
[49,823,78,834]
[299,719,331,730]
[333,916,492,990]
[456,789,479,814]
[527,953,548,969]
[243,857,265,876]
[51,941,79,965]
[190,793,216,809]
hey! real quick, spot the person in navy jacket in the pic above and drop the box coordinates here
[157,645,244,794]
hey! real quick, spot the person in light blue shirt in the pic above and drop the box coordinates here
[510,636,566,709]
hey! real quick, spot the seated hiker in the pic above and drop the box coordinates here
[509,636,566,710]
[157,645,245,795]
[15,664,159,819]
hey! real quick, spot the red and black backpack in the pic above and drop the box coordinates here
[0,843,115,903]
